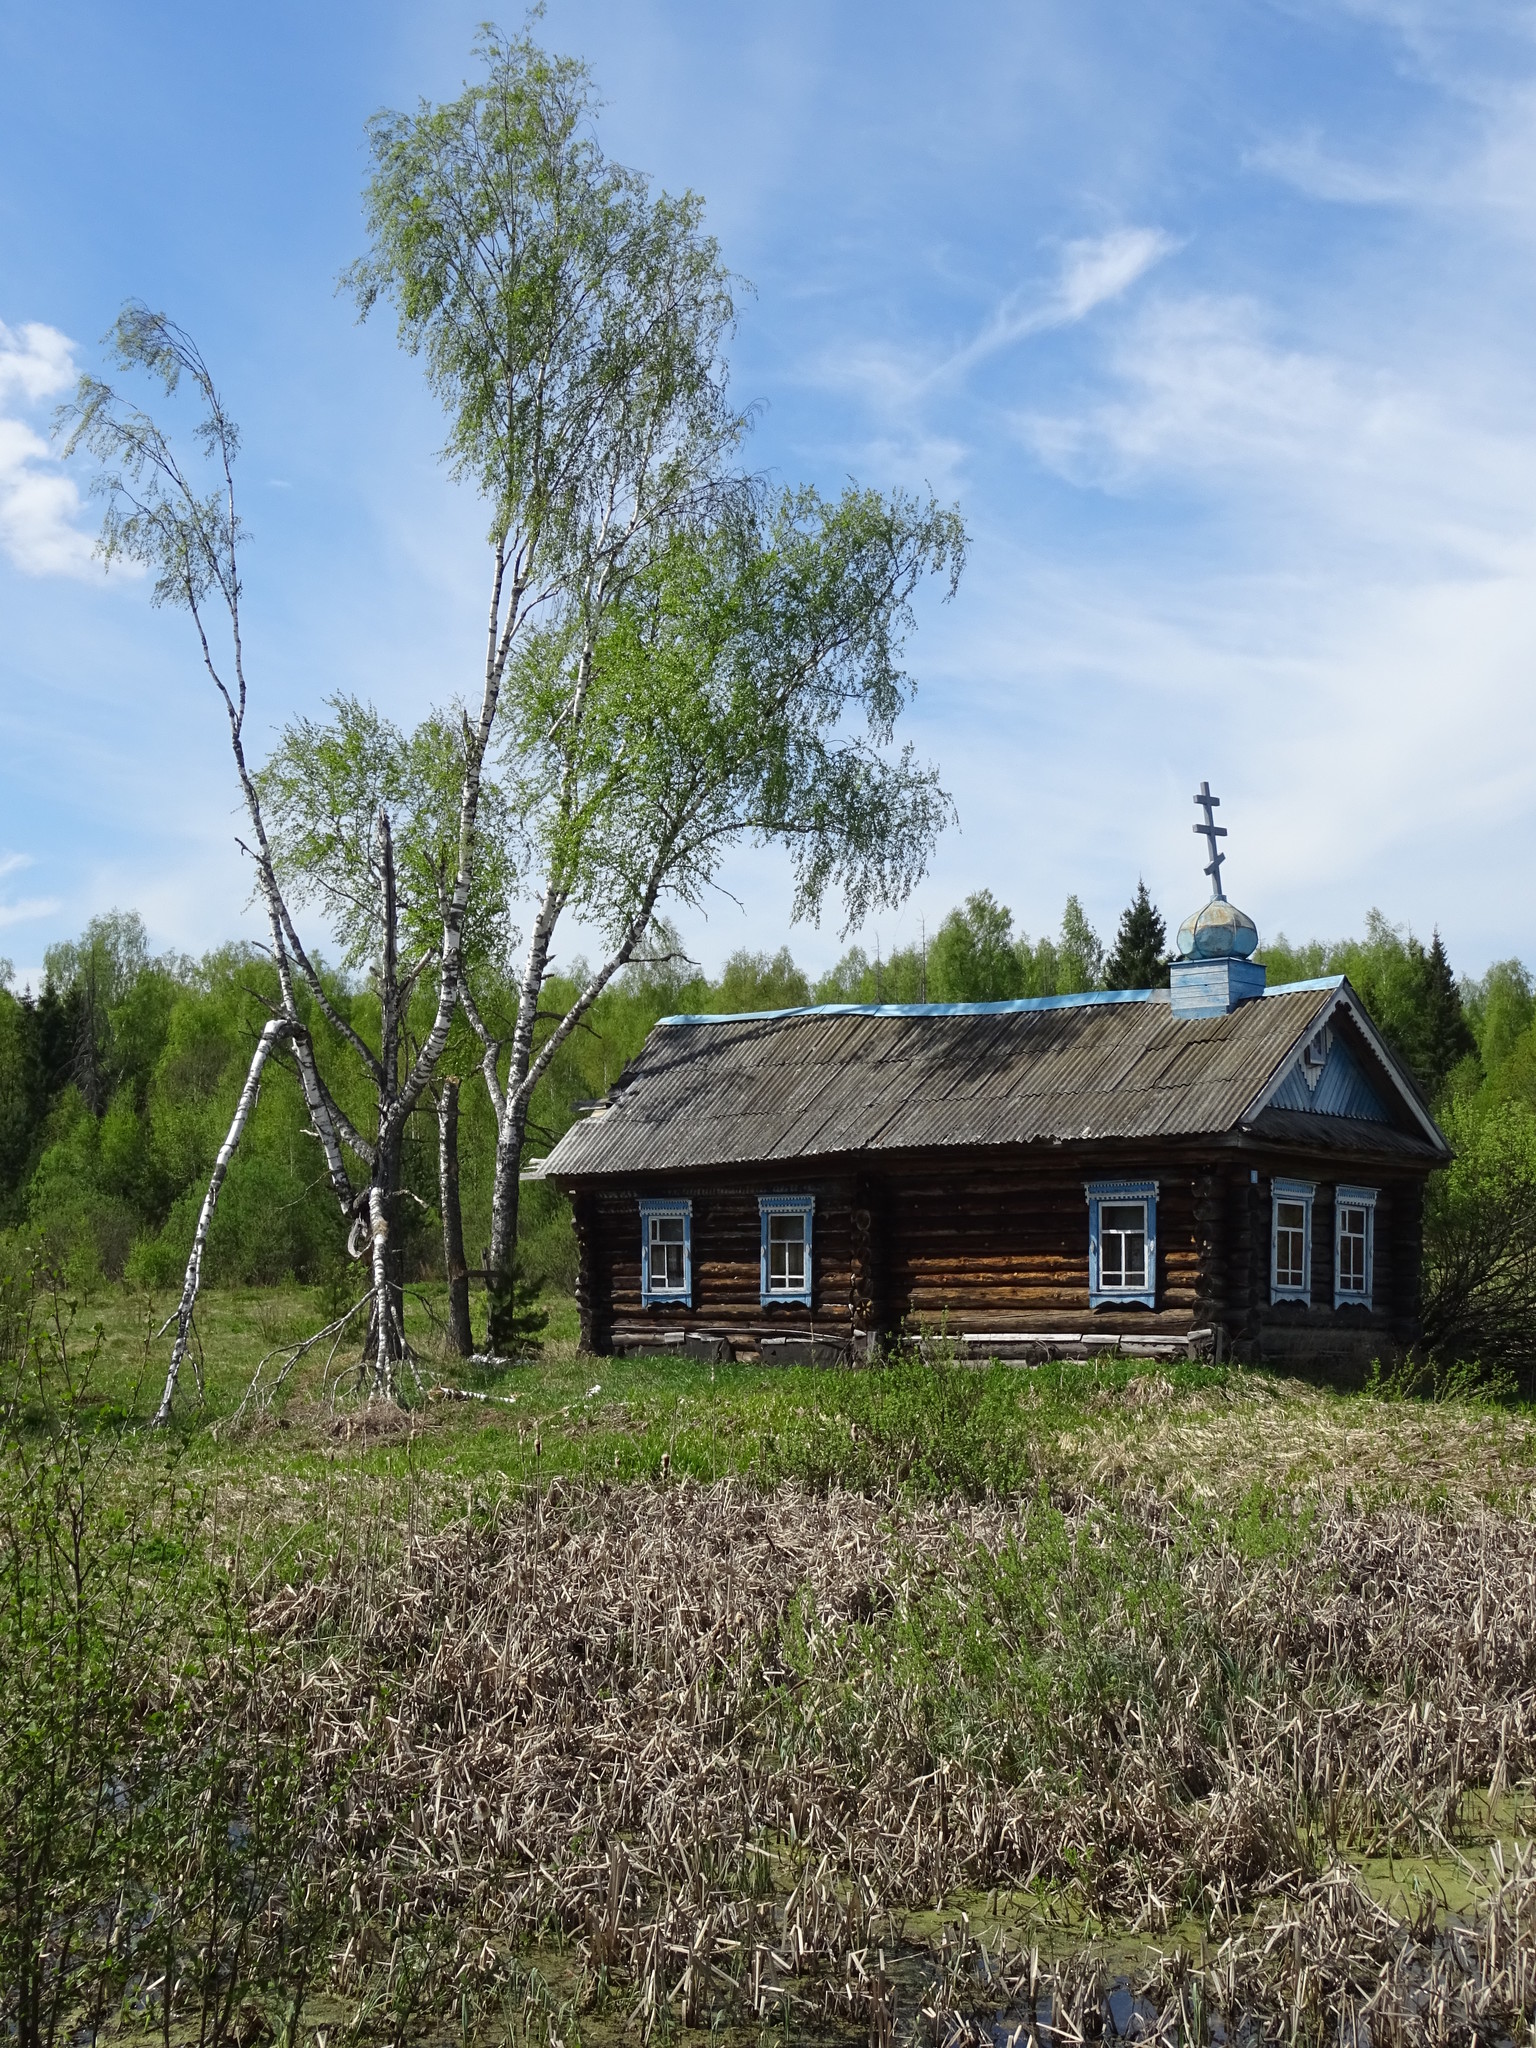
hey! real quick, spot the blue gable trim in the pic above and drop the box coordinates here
[1269,1036,1388,1122]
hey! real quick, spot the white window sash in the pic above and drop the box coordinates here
[639,1198,692,1306]
[758,1194,814,1306]
[1270,1179,1315,1303]
[1083,1180,1158,1309]
[1333,1184,1378,1309]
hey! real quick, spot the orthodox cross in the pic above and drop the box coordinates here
[1193,780,1227,900]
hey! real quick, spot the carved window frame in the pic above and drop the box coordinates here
[1271,1178,1315,1304]
[640,1197,692,1307]
[1085,1179,1158,1310]
[1333,1184,1377,1309]
[759,1194,814,1307]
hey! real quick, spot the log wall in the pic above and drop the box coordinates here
[572,1140,1432,1366]
[1219,1157,1424,1370]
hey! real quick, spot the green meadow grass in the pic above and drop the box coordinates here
[17,1271,1535,1541]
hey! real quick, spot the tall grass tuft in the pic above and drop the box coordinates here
[0,1257,348,2045]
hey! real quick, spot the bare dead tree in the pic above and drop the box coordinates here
[157,1016,292,1419]
[60,308,508,1416]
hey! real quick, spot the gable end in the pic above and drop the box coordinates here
[1242,980,1449,1157]
[1267,1033,1389,1122]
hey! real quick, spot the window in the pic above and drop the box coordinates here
[1100,1205,1147,1291]
[759,1194,814,1306]
[1334,1185,1377,1309]
[639,1198,692,1305]
[1084,1181,1158,1309]
[1271,1179,1315,1303]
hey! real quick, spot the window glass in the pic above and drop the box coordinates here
[767,1211,807,1293]
[1337,1205,1368,1294]
[1275,1200,1307,1291]
[648,1213,687,1292]
[1099,1202,1147,1290]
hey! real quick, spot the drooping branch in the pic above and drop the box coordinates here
[296,1047,377,1171]
[459,982,507,1124]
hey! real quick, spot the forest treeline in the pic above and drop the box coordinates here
[2,883,1534,1377]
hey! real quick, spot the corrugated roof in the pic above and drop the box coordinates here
[533,978,1445,1181]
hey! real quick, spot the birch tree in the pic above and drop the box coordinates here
[346,24,750,1344]
[60,23,747,1403]
[474,483,964,1342]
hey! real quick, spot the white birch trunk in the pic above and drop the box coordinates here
[367,1182,396,1402]
[484,858,671,1346]
[152,1017,291,1426]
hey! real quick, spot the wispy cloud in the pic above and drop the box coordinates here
[0,895,62,930]
[1015,292,1532,570]
[940,227,1178,382]
[1247,133,1431,206]
[0,851,60,934]
[0,318,99,578]
[810,226,1177,417]
[1249,39,1536,231]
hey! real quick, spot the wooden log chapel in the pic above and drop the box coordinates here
[531,785,1450,1370]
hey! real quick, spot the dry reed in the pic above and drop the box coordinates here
[243,1477,1535,2041]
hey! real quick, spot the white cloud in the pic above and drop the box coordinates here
[0,318,99,578]
[0,894,62,930]
[1015,292,1534,572]
[943,227,1178,381]
[0,319,76,406]
[1051,228,1180,326]
[808,225,1176,417]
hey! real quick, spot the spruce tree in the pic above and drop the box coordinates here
[1416,928,1476,1101]
[1104,880,1169,990]
[484,1250,549,1361]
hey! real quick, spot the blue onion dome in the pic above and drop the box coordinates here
[1176,898,1259,960]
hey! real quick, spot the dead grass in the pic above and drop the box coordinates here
[1064,1368,1536,1513]
[236,1475,1536,2041]
[13,1280,1536,2036]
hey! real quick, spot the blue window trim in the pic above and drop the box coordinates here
[1271,1177,1315,1304]
[1084,1179,1158,1310]
[639,1197,693,1307]
[1333,1184,1378,1310]
[758,1193,814,1307]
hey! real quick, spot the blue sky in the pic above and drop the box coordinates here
[3,0,1535,992]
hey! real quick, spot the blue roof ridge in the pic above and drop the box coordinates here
[656,988,1153,1025]
[654,975,1345,1028]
